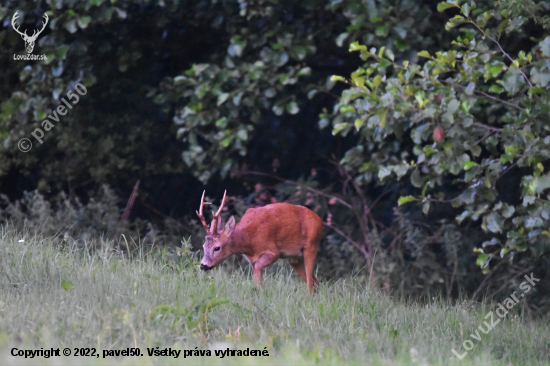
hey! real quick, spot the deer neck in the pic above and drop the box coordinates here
[227,227,254,257]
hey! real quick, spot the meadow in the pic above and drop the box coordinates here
[0,226,548,366]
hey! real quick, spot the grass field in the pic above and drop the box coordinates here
[0,226,549,366]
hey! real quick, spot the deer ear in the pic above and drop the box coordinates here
[224,216,236,235]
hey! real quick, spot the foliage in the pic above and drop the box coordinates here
[154,0,442,182]
[328,0,550,275]
[0,0,187,195]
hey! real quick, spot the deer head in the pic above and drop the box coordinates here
[12,11,49,54]
[196,190,236,271]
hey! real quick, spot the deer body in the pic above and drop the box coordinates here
[197,192,322,293]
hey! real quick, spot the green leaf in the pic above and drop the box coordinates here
[372,75,382,89]
[446,15,467,30]
[349,41,367,52]
[502,69,524,95]
[332,123,350,135]
[290,46,307,60]
[488,85,504,93]
[173,76,186,85]
[77,16,92,29]
[378,109,387,128]
[461,100,470,114]
[236,128,248,141]
[55,46,69,60]
[220,135,234,147]
[331,75,346,82]
[464,161,478,170]
[378,59,392,69]
[529,87,546,94]
[457,210,470,224]
[64,19,78,34]
[378,166,392,180]
[437,2,459,12]
[354,116,367,130]
[533,175,550,195]
[339,105,356,113]
[461,3,470,17]
[217,93,229,106]
[500,248,510,258]
[215,117,228,128]
[447,99,460,114]
[476,253,488,267]
[398,196,416,206]
[418,51,433,59]
[486,212,504,233]
[497,19,510,35]
[286,101,299,115]
[411,169,422,188]
[336,32,348,47]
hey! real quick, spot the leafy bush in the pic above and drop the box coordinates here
[328,0,550,276]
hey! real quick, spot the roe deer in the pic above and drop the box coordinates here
[197,191,322,293]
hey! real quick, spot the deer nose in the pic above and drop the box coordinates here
[200,264,211,271]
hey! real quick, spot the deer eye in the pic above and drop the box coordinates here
[214,247,221,252]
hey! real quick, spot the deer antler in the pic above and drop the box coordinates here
[11,12,48,40]
[196,190,212,232]
[31,14,49,40]
[210,190,227,234]
[11,11,26,38]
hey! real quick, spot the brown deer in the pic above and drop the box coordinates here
[197,191,322,293]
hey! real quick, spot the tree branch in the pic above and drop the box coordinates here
[485,34,533,88]
[473,123,503,132]
[323,221,370,261]
[441,80,522,110]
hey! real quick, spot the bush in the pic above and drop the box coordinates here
[326,0,550,304]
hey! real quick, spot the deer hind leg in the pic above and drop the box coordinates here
[252,252,277,287]
[288,258,308,284]
[303,247,319,294]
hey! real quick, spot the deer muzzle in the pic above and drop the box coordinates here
[200,263,213,271]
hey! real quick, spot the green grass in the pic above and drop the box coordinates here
[0,227,548,365]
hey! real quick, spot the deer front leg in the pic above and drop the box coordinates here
[252,252,277,286]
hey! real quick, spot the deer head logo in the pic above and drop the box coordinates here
[11,11,49,54]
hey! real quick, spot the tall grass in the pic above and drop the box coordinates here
[0,226,548,365]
